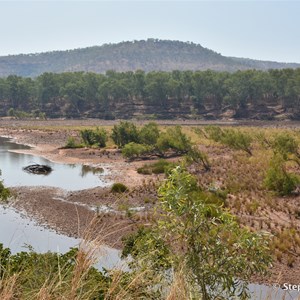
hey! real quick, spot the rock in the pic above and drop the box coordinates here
[23,164,52,175]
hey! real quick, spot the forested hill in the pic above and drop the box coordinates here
[0,39,299,77]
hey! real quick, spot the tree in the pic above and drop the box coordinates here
[186,146,211,171]
[122,142,151,160]
[156,126,192,156]
[80,127,107,147]
[272,133,300,165]
[222,129,253,155]
[123,167,271,300]
[264,154,299,196]
[36,72,59,109]
[139,122,160,145]
[145,72,169,107]
[111,121,139,148]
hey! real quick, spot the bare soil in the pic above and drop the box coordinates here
[1,119,300,285]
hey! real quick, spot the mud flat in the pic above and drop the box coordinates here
[1,119,300,289]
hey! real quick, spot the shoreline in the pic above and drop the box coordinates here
[0,127,156,250]
[1,120,300,287]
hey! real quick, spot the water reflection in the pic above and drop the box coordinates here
[80,164,104,177]
[0,205,121,270]
[0,137,110,191]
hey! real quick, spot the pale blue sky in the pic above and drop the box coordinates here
[0,1,299,62]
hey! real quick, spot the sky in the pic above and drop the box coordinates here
[0,1,299,63]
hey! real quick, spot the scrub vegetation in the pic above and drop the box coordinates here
[2,121,300,299]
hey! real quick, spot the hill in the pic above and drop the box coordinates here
[0,39,299,77]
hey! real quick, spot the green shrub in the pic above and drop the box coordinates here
[7,108,15,117]
[111,121,139,148]
[111,183,128,193]
[137,159,176,175]
[122,142,151,160]
[186,146,210,171]
[156,126,191,155]
[204,125,224,142]
[0,181,10,202]
[80,127,107,147]
[123,166,272,299]
[204,126,253,155]
[139,122,160,145]
[0,244,109,299]
[152,160,172,174]
[64,137,82,148]
[264,155,299,195]
[222,129,253,155]
[272,133,300,165]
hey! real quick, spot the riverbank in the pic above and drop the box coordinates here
[1,119,300,288]
[0,122,158,249]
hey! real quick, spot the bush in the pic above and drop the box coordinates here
[139,122,160,145]
[204,126,253,155]
[272,133,300,165]
[122,142,152,160]
[111,183,128,193]
[156,126,191,155]
[204,125,224,142]
[80,127,107,147]
[186,146,210,171]
[0,181,10,202]
[222,129,253,155]
[264,155,299,195]
[137,159,176,175]
[123,167,272,299]
[64,137,83,148]
[111,121,139,148]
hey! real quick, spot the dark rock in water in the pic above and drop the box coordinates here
[23,164,52,175]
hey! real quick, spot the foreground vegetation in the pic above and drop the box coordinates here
[2,121,300,298]
[0,166,271,299]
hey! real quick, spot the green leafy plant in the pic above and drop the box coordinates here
[272,133,300,165]
[156,126,192,155]
[0,170,10,202]
[139,122,160,145]
[186,146,211,171]
[122,142,152,160]
[80,127,108,147]
[222,129,253,155]
[64,137,83,149]
[123,166,272,300]
[264,154,300,195]
[137,159,176,175]
[111,121,139,148]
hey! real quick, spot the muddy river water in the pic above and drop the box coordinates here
[0,136,121,270]
[0,136,110,191]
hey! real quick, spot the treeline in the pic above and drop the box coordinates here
[0,68,300,119]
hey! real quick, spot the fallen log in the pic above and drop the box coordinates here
[23,164,52,175]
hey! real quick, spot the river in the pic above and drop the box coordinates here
[0,136,299,299]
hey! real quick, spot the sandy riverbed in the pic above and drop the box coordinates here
[1,119,300,286]
[0,122,158,248]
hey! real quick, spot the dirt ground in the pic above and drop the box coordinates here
[0,120,159,249]
[1,118,300,286]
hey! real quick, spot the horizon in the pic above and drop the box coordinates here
[0,1,300,63]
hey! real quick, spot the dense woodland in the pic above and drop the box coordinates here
[0,39,299,77]
[0,68,300,119]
